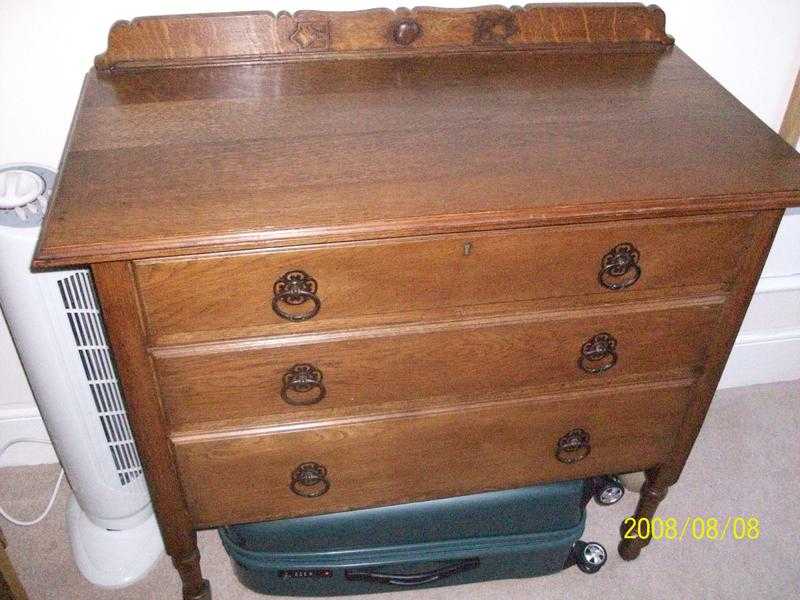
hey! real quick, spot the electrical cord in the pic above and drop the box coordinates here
[0,438,64,526]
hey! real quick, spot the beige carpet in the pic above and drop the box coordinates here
[2,381,800,600]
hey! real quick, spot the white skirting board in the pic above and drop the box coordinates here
[719,334,800,389]
[0,405,57,466]
[718,273,800,389]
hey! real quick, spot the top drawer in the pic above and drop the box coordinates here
[135,214,754,345]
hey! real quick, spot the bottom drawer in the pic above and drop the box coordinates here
[173,383,690,527]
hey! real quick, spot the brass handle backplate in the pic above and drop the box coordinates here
[290,462,330,497]
[272,270,321,321]
[281,364,326,406]
[599,243,641,290]
[579,333,618,374]
[556,428,591,464]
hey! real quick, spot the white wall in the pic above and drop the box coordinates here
[0,1,798,464]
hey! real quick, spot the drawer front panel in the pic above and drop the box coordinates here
[155,300,719,429]
[173,384,690,527]
[136,214,753,344]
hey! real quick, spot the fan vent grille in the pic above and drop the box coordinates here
[57,272,143,487]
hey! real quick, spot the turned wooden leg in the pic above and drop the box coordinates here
[172,540,211,600]
[618,468,670,561]
[92,263,211,600]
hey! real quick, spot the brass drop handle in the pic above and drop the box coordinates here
[290,462,330,497]
[556,428,591,464]
[579,333,618,374]
[599,243,641,290]
[272,270,321,321]
[281,364,326,406]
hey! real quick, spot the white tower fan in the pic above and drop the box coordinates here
[0,164,163,586]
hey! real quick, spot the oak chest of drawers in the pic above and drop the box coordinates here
[33,5,800,599]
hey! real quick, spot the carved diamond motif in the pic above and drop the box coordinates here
[290,21,330,51]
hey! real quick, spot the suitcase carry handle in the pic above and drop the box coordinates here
[344,557,480,587]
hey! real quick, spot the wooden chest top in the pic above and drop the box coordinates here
[33,5,800,268]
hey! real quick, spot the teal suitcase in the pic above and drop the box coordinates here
[220,478,618,596]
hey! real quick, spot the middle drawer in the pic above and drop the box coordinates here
[153,298,720,430]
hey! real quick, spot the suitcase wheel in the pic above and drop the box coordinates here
[592,475,625,506]
[572,540,607,574]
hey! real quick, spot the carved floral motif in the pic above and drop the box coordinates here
[474,12,518,45]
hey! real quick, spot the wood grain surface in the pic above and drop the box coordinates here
[135,213,753,345]
[172,381,690,527]
[154,297,720,430]
[34,46,800,268]
[780,68,800,148]
[95,4,673,72]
